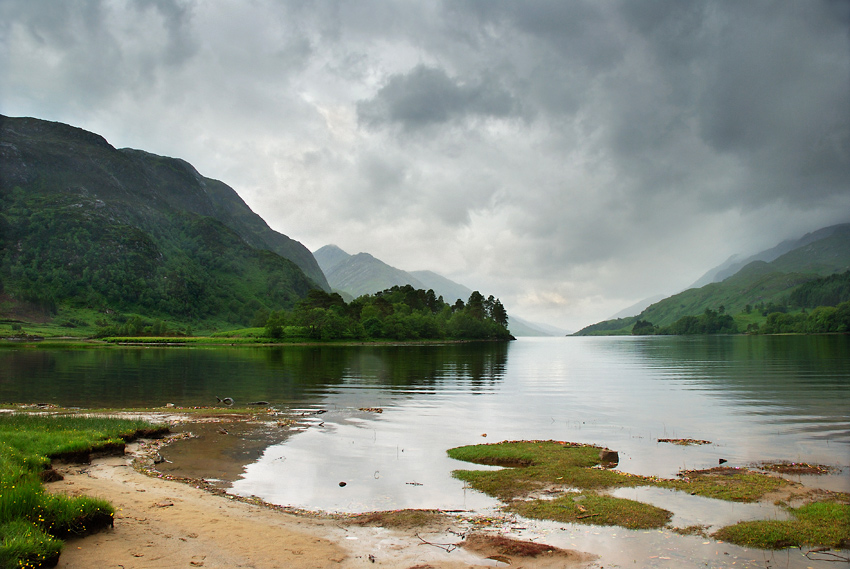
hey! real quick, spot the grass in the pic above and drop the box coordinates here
[659,467,786,502]
[511,492,673,529]
[447,440,799,536]
[449,441,646,501]
[713,501,850,549]
[0,413,165,568]
[345,509,445,529]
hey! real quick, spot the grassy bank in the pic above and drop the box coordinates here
[0,413,166,568]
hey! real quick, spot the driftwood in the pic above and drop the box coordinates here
[415,533,459,553]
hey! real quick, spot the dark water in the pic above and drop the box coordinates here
[2,336,849,567]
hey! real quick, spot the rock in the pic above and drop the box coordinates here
[599,449,619,464]
[40,468,64,482]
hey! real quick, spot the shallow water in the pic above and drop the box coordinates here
[3,336,849,567]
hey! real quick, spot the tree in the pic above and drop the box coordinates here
[264,310,285,339]
[490,299,508,328]
[632,320,656,335]
[467,291,486,320]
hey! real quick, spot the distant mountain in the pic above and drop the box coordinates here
[510,316,571,337]
[312,244,351,275]
[314,244,473,301]
[576,223,850,334]
[0,115,328,326]
[408,270,472,304]
[607,294,667,320]
[688,224,850,289]
[314,244,563,335]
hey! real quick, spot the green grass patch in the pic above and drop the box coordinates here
[0,413,165,567]
[448,440,791,533]
[448,441,651,502]
[713,501,850,549]
[511,492,672,529]
[0,520,62,569]
[660,467,786,502]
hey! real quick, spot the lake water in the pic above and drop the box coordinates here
[2,336,849,567]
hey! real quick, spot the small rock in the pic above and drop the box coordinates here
[339,481,347,487]
[599,449,619,464]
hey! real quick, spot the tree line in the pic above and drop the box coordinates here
[256,285,512,341]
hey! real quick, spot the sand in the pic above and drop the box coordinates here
[47,444,596,569]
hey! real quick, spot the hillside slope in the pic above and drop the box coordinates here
[0,115,326,327]
[576,224,850,333]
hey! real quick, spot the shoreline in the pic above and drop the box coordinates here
[47,437,595,569]
[17,406,850,567]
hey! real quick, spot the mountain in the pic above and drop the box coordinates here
[408,270,472,304]
[576,223,850,334]
[688,224,850,289]
[509,316,571,337]
[312,244,351,275]
[0,115,328,326]
[606,294,667,320]
[314,244,475,302]
[314,244,564,335]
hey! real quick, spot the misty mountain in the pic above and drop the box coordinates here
[314,244,472,302]
[509,316,572,337]
[607,294,667,320]
[688,224,850,289]
[0,115,328,325]
[407,270,473,305]
[577,223,850,334]
[314,244,562,336]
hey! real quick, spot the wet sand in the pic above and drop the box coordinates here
[47,442,596,569]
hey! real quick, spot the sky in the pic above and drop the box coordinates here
[2,1,849,331]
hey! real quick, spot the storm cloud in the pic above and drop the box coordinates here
[2,0,848,330]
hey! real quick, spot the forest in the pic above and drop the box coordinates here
[97,285,513,342]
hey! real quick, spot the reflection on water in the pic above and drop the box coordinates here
[3,336,848,568]
[0,342,508,407]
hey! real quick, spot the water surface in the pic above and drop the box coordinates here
[2,336,848,567]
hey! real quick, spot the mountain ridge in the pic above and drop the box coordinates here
[0,114,328,328]
[577,223,850,334]
[1,115,329,290]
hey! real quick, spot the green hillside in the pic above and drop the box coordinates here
[576,225,850,335]
[0,115,324,331]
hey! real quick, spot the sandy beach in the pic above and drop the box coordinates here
[46,440,596,569]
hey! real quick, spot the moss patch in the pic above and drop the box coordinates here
[511,492,673,529]
[661,467,786,502]
[345,509,445,529]
[713,501,850,549]
[448,440,647,502]
[448,440,792,533]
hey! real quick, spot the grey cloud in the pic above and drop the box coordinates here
[4,0,849,330]
[356,65,520,129]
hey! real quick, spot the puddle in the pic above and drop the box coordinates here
[773,468,850,493]
[610,486,791,531]
[157,419,294,489]
[498,515,837,569]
